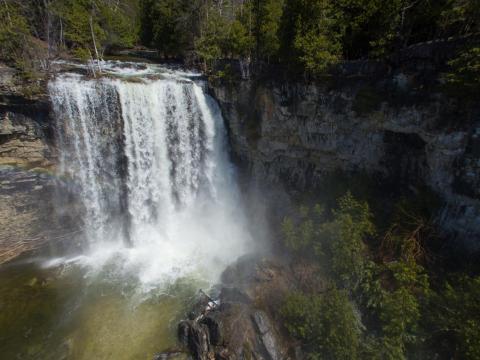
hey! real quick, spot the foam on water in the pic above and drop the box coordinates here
[48,62,252,290]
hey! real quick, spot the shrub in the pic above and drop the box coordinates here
[364,258,429,359]
[281,193,374,287]
[0,3,30,68]
[446,46,480,96]
[281,288,360,359]
[430,275,480,359]
[320,192,375,287]
[281,204,324,254]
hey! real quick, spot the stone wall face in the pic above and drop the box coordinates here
[0,67,63,263]
[0,109,53,168]
[210,77,480,251]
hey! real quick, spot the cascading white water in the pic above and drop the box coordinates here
[48,63,252,286]
[50,77,125,243]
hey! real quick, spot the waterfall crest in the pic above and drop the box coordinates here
[48,64,251,284]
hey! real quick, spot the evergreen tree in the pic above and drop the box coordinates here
[280,0,344,75]
[0,1,31,65]
[281,288,361,360]
[256,0,284,61]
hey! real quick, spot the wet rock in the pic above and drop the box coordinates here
[179,256,295,360]
[253,311,281,360]
[0,166,73,264]
[178,320,211,360]
[178,320,191,348]
[201,316,222,346]
[153,350,188,360]
[253,311,271,335]
[261,331,281,360]
[0,68,84,263]
[0,111,53,169]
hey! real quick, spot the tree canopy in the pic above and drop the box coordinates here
[1,0,479,76]
[280,191,479,359]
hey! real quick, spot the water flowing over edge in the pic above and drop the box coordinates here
[47,63,253,291]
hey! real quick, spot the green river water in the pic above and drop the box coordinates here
[0,255,202,360]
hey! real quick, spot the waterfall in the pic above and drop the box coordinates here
[48,64,250,284]
[49,77,124,243]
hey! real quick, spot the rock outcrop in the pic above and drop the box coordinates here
[0,167,57,263]
[178,255,300,360]
[0,64,53,169]
[0,64,67,263]
[0,109,53,169]
[210,68,480,252]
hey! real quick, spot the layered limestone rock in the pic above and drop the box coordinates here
[210,75,480,251]
[0,64,62,263]
[0,64,53,170]
[0,167,58,263]
[0,111,53,168]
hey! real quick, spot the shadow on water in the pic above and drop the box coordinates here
[0,254,202,360]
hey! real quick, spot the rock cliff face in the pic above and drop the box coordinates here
[0,64,54,169]
[0,65,64,263]
[0,103,53,169]
[210,70,480,252]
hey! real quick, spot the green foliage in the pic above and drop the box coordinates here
[0,2,31,67]
[360,243,430,359]
[4,0,480,79]
[0,1,52,78]
[52,0,98,55]
[282,193,374,286]
[140,0,255,65]
[100,1,139,49]
[293,29,341,75]
[446,46,480,94]
[256,0,284,60]
[281,191,447,359]
[281,288,361,359]
[320,192,375,286]
[281,204,324,253]
[140,0,192,56]
[280,0,343,74]
[336,0,404,57]
[430,275,480,359]
[194,7,227,67]
[52,0,139,59]
[133,0,480,78]
[376,259,429,359]
[228,20,254,58]
[439,0,480,36]
[362,210,430,359]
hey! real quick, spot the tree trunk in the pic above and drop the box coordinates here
[89,15,102,73]
[60,18,64,49]
[43,0,51,69]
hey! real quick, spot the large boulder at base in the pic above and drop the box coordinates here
[177,255,305,360]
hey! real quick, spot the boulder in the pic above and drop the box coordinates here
[178,256,296,360]
[178,320,211,360]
